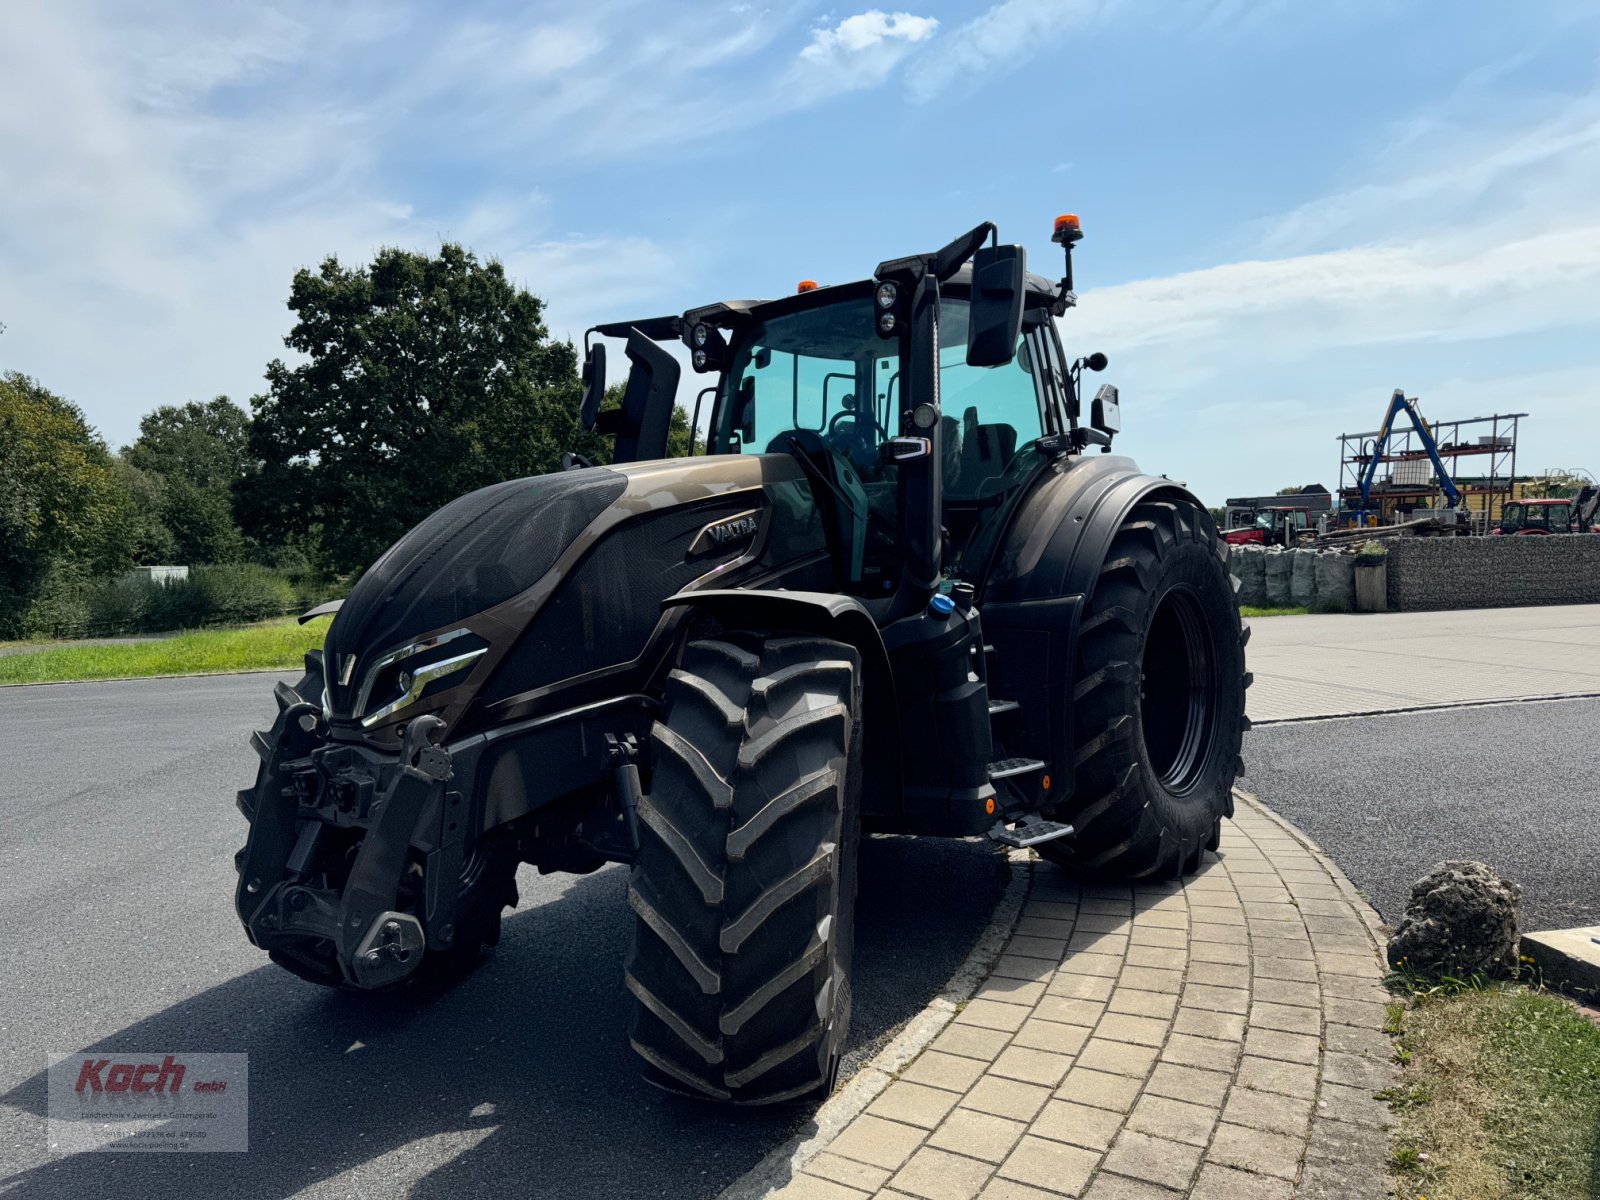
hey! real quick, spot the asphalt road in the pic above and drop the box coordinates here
[1243,697,1600,931]
[0,673,1007,1199]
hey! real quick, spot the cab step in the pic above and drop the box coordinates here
[987,756,1045,781]
[988,813,1076,849]
[987,698,1020,716]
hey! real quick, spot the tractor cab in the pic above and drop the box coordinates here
[1493,499,1572,535]
[581,218,1119,619]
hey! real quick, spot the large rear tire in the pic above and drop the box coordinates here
[626,634,861,1105]
[1039,498,1247,881]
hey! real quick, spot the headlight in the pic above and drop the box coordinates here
[692,323,710,347]
[876,282,897,309]
[349,628,487,727]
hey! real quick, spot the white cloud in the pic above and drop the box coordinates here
[800,11,939,64]
[908,0,1114,102]
[1059,85,1600,505]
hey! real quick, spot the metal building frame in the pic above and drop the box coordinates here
[1336,409,1525,533]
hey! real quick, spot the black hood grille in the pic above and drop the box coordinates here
[325,469,626,705]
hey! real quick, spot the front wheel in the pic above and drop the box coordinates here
[625,634,862,1105]
[1040,498,1247,881]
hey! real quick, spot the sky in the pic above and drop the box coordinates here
[2,0,1597,507]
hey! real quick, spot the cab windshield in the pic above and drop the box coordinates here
[715,294,1046,488]
[712,290,1052,590]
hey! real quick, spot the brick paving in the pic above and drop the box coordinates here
[764,796,1397,1199]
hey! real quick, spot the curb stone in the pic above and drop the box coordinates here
[727,789,1401,1199]
[720,847,1032,1200]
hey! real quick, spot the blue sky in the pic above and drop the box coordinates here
[2,0,1597,506]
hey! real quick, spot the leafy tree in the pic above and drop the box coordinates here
[124,396,249,564]
[108,460,180,565]
[0,372,127,636]
[125,397,250,489]
[241,244,588,573]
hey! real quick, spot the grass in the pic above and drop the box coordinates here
[1387,978,1600,1199]
[0,617,329,685]
[1239,605,1310,617]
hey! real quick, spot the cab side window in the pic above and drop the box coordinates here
[938,302,1045,502]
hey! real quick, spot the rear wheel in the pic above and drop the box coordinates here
[1039,498,1247,880]
[626,634,861,1104]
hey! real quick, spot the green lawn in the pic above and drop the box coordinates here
[0,617,329,685]
[1387,982,1600,1199]
[1239,605,1309,617]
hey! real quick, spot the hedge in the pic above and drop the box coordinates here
[11,564,332,639]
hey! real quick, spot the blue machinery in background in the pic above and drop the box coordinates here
[1338,394,1526,531]
[1355,390,1460,518]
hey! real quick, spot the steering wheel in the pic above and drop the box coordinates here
[826,407,889,474]
[827,406,887,441]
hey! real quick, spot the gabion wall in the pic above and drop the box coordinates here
[1229,546,1355,612]
[1385,535,1600,611]
[1229,536,1600,613]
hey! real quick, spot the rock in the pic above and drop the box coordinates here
[1264,548,1293,607]
[1233,545,1267,607]
[1290,549,1319,608]
[1315,551,1355,612]
[1386,861,1522,978]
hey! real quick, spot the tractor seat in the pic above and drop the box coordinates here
[957,407,1017,500]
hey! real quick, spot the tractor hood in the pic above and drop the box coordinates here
[322,469,627,722]
[318,455,811,738]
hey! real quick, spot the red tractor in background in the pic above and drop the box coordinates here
[1492,489,1600,535]
[1223,506,1311,547]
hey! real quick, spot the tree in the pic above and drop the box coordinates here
[108,460,180,565]
[0,372,127,636]
[123,396,249,564]
[241,244,587,573]
[125,396,251,490]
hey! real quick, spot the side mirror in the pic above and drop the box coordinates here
[1091,384,1121,436]
[1084,351,1108,373]
[736,377,757,443]
[601,329,680,463]
[967,244,1026,367]
[580,342,606,431]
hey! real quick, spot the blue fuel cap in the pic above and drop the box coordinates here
[928,594,956,617]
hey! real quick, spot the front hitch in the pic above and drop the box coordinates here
[332,716,451,988]
[236,709,455,989]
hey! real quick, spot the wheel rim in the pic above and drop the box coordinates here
[1139,585,1217,795]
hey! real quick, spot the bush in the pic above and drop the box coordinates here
[15,564,303,638]
[1355,539,1388,564]
[152,565,296,628]
[17,562,93,639]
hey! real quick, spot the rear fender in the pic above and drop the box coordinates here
[659,589,901,818]
[982,454,1208,605]
[978,455,1211,805]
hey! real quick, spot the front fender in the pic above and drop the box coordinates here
[659,588,902,819]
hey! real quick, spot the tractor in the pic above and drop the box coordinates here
[1222,506,1310,547]
[233,216,1248,1105]
[1492,490,1600,535]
